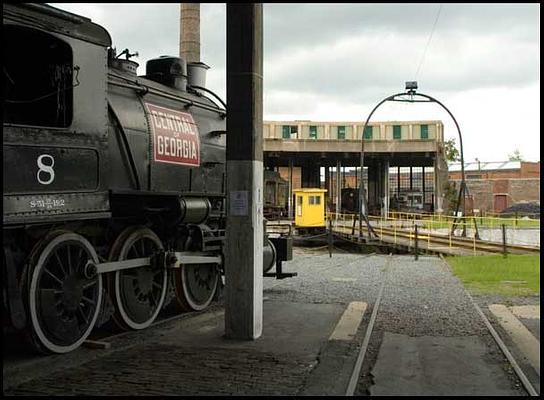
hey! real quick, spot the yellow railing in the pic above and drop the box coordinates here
[387,211,540,230]
[326,210,540,252]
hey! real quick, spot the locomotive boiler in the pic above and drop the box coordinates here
[3,3,289,354]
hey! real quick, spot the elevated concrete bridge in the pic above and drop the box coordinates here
[263,120,449,218]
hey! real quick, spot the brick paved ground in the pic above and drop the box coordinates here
[3,249,535,396]
[6,344,312,396]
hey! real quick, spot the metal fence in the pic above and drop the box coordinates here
[326,211,540,252]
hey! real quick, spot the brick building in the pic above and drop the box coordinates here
[448,161,540,213]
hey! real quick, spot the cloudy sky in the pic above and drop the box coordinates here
[51,3,540,163]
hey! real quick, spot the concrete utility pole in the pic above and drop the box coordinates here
[180,3,200,63]
[225,4,264,340]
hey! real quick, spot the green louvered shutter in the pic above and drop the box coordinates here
[420,124,428,139]
[282,125,290,139]
[393,125,401,139]
[309,125,317,139]
[363,126,373,139]
[338,126,345,139]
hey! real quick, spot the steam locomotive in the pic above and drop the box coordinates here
[3,3,289,354]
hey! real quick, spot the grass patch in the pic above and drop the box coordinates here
[446,254,540,296]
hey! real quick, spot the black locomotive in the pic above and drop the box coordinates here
[3,3,288,354]
[341,188,359,213]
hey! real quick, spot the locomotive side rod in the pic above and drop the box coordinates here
[86,252,222,277]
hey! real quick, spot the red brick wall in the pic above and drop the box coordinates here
[493,179,509,194]
[449,161,540,180]
[449,170,521,180]
[521,161,540,178]
[452,178,540,213]
[509,179,540,204]
[464,180,494,212]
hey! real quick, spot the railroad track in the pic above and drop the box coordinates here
[266,221,539,255]
[332,223,540,255]
[345,254,539,396]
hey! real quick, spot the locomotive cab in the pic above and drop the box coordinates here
[3,4,112,222]
[4,25,74,127]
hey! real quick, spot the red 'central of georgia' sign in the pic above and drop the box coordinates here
[145,103,201,167]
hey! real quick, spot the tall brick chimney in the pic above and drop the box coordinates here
[180,3,200,63]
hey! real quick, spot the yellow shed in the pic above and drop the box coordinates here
[293,188,327,228]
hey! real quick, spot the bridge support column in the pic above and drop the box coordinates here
[367,164,378,215]
[383,160,389,218]
[336,160,341,215]
[422,166,426,209]
[325,166,330,210]
[434,154,448,213]
[288,159,293,218]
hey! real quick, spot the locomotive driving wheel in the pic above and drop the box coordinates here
[108,227,168,330]
[25,231,103,354]
[174,263,219,312]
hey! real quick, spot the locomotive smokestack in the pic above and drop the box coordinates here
[180,3,200,63]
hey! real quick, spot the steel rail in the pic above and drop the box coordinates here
[265,224,539,254]
[370,226,539,253]
[345,253,538,396]
[333,229,533,255]
[332,223,539,254]
[346,254,392,395]
[439,255,539,396]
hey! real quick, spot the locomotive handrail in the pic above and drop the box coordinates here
[107,102,142,190]
[189,85,227,110]
[107,72,227,117]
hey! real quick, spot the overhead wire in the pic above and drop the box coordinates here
[415,3,442,81]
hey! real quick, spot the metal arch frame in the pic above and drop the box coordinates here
[358,90,475,239]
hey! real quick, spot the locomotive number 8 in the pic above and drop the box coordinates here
[36,154,55,185]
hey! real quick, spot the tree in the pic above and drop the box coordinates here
[443,181,458,214]
[508,149,524,162]
[443,139,461,214]
[444,138,460,163]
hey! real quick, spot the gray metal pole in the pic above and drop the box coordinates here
[414,224,419,260]
[324,166,330,211]
[225,3,263,340]
[383,160,389,218]
[502,224,507,258]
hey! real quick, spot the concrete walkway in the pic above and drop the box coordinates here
[371,334,520,396]
[489,304,540,375]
